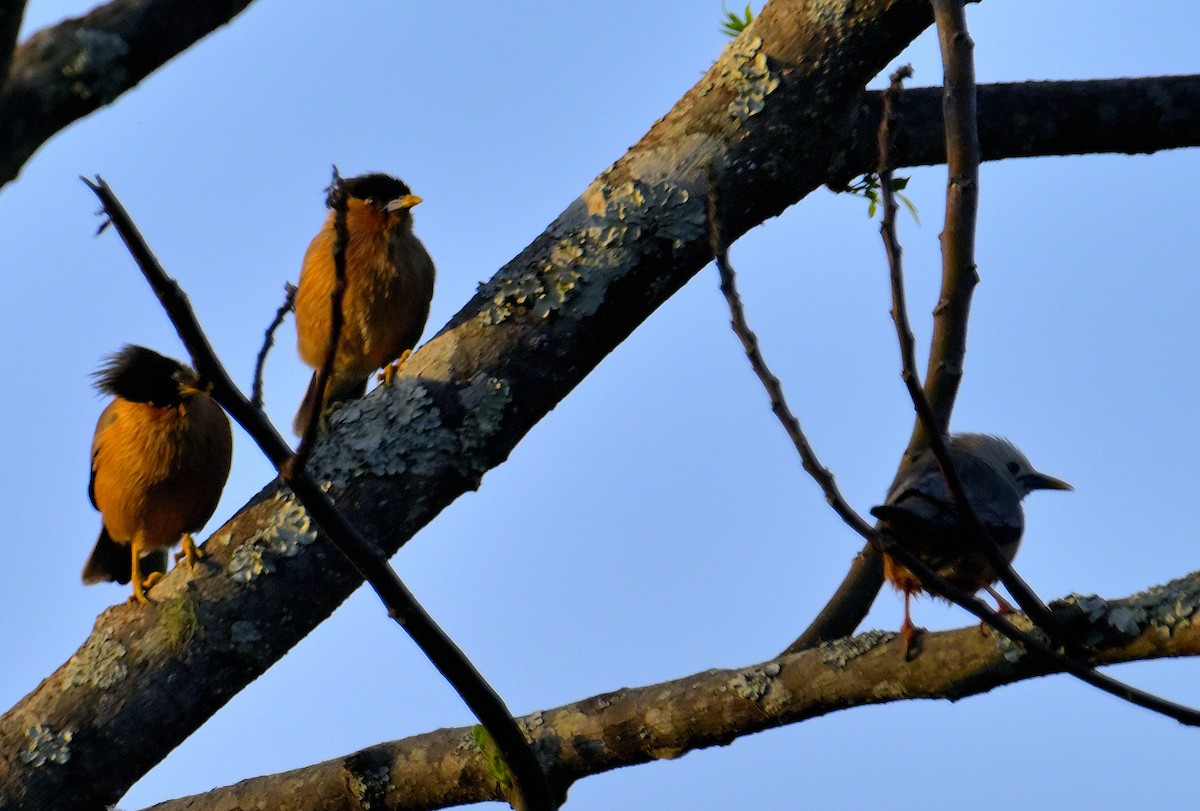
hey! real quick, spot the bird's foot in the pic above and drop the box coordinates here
[129,572,163,605]
[175,534,204,569]
[377,349,413,387]
[984,585,1015,616]
[901,618,925,660]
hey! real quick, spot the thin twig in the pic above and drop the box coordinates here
[290,167,349,472]
[903,1,981,462]
[707,174,876,542]
[881,10,1064,640]
[250,282,296,410]
[83,175,558,811]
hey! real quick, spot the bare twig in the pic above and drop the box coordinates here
[83,175,558,811]
[707,175,876,542]
[886,5,1063,640]
[250,282,296,410]
[289,167,348,472]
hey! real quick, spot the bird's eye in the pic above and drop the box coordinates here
[366,197,377,207]
[1007,461,1020,474]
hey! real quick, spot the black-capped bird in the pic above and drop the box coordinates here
[293,172,436,434]
[871,433,1071,652]
[84,346,233,604]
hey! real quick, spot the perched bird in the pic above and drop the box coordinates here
[84,346,233,604]
[870,433,1071,652]
[293,172,436,434]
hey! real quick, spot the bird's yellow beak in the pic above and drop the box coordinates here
[385,194,423,212]
[1023,471,1073,492]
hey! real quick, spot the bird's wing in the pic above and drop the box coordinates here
[88,401,118,511]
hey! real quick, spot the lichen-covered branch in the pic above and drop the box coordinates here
[140,575,1200,811]
[0,0,256,187]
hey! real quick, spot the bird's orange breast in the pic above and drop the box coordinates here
[91,396,232,551]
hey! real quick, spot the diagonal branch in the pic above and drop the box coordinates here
[0,0,257,187]
[82,177,556,811]
[140,574,1200,811]
[0,0,26,87]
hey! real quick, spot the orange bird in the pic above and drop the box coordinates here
[293,173,436,434]
[870,433,1071,652]
[83,346,233,604]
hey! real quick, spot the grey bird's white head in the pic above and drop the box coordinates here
[870,432,1072,654]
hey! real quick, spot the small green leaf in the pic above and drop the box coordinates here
[899,193,921,224]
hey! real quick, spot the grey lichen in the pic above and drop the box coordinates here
[62,630,126,690]
[346,764,392,809]
[722,663,781,703]
[482,178,706,325]
[227,492,318,582]
[230,620,263,655]
[817,630,894,668]
[991,613,1046,663]
[19,725,72,767]
[61,29,129,102]
[307,379,457,492]
[703,35,780,122]
[1062,573,1200,645]
[457,375,511,473]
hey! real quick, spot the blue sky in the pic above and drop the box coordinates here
[2,2,1198,808]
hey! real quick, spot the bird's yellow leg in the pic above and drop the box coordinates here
[129,539,156,605]
[377,349,413,386]
[175,533,204,568]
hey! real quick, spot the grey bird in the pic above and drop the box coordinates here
[870,433,1072,652]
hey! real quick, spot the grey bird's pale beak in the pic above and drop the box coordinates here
[1021,471,1073,492]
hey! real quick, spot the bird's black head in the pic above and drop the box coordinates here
[335,173,420,213]
[93,345,201,408]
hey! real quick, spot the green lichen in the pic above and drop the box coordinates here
[62,630,127,690]
[470,725,513,790]
[817,630,894,668]
[19,725,72,767]
[61,29,129,101]
[482,178,706,325]
[159,594,198,650]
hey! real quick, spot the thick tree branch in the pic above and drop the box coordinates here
[0,0,256,187]
[140,575,1200,811]
[829,75,1200,188]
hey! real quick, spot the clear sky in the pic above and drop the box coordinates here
[2,2,1199,809]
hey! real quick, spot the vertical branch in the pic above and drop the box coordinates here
[904,0,980,461]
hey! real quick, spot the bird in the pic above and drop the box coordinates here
[83,345,233,604]
[870,433,1071,653]
[292,172,436,435]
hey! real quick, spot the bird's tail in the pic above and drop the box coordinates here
[292,372,368,436]
[82,528,167,585]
